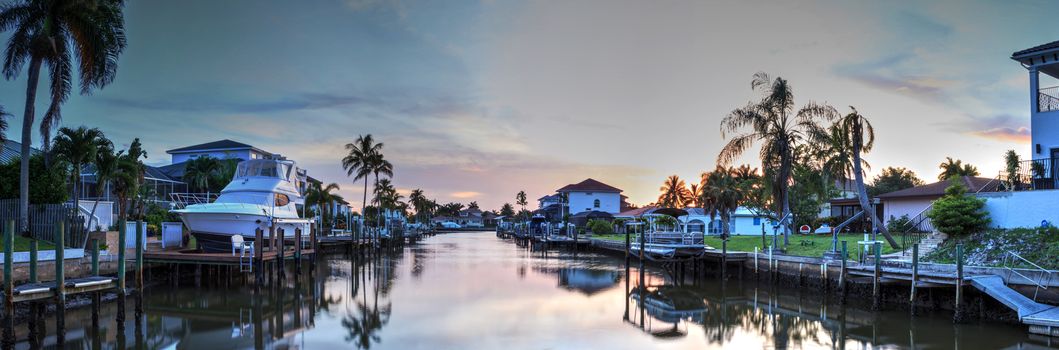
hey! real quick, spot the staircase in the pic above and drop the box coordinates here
[886,232,947,260]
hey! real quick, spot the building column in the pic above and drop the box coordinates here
[1030,65,1040,157]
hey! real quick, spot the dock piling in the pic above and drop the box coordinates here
[28,239,37,283]
[911,243,919,314]
[3,220,13,326]
[255,227,264,283]
[872,242,881,311]
[136,220,144,292]
[954,243,965,323]
[55,222,66,344]
[118,220,127,291]
[840,241,847,296]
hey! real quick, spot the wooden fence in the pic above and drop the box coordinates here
[0,199,86,248]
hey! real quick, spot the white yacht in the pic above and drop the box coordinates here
[173,158,313,252]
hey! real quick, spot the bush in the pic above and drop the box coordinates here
[586,219,613,235]
[926,180,990,236]
[886,214,914,233]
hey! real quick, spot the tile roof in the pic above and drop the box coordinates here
[556,178,622,193]
[1012,40,1059,58]
[166,139,263,154]
[876,176,1000,200]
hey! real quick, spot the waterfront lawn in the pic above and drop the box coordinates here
[0,236,56,252]
[594,233,898,260]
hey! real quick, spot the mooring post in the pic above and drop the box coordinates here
[910,243,919,314]
[3,220,13,319]
[840,241,847,295]
[954,243,965,323]
[872,242,881,310]
[55,222,66,343]
[29,239,37,283]
[136,220,144,292]
[754,247,759,276]
[295,228,303,275]
[255,227,264,283]
[118,220,127,291]
[277,228,286,279]
[722,238,728,281]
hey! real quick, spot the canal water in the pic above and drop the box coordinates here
[6,231,1056,349]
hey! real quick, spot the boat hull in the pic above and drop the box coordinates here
[175,212,311,253]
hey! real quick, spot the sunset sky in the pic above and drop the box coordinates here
[2,0,1058,211]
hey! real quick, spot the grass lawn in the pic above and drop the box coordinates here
[593,233,899,261]
[0,236,56,252]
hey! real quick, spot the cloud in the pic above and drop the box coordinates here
[96,92,382,114]
[971,127,1031,143]
[450,191,482,199]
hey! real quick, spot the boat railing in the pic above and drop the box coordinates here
[169,193,219,209]
[638,231,704,246]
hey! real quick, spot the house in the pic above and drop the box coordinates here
[820,178,858,218]
[1013,40,1059,162]
[874,176,1000,229]
[433,207,484,227]
[681,207,770,236]
[555,178,623,214]
[538,194,560,210]
[165,139,273,164]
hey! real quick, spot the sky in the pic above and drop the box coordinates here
[1,0,1057,212]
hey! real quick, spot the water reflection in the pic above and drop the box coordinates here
[4,232,1057,349]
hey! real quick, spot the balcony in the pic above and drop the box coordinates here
[1042,86,1059,113]
[1001,158,1059,191]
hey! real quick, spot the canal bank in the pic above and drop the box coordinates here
[569,235,1059,336]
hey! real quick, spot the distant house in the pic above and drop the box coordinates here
[682,207,769,236]
[433,207,484,227]
[538,194,560,210]
[829,176,1001,232]
[166,139,273,164]
[555,178,623,215]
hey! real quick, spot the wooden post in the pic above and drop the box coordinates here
[721,238,728,281]
[872,242,881,310]
[840,241,847,295]
[269,224,277,281]
[255,227,264,283]
[295,228,303,275]
[28,239,37,283]
[118,220,126,291]
[55,222,66,339]
[3,220,13,316]
[136,220,144,291]
[91,234,100,276]
[954,243,965,323]
[910,243,919,314]
[277,228,286,279]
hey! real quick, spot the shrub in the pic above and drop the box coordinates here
[587,219,614,235]
[927,180,990,236]
[886,214,914,233]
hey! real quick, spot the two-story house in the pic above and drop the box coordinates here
[555,178,623,215]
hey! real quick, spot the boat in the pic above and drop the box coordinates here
[173,158,314,252]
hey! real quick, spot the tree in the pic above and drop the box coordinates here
[657,175,690,208]
[927,180,990,236]
[0,154,67,203]
[183,156,222,193]
[2,0,127,235]
[368,152,393,234]
[515,191,528,221]
[467,201,479,210]
[306,182,342,232]
[211,158,240,192]
[408,188,432,224]
[1003,150,1021,191]
[688,183,702,208]
[869,167,924,197]
[50,126,106,220]
[342,134,382,230]
[111,139,146,220]
[816,122,868,192]
[702,166,743,239]
[937,157,979,180]
[832,107,897,248]
[499,203,515,217]
[0,105,8,143]
[86,141,117,231]
[718,72,837,246]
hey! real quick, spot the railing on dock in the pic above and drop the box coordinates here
[1002,250,1055,302]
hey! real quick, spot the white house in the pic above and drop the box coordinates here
[1013,40,1059,161]
[681,207,769,236]
[555,178,623,214]
[166,139,273,164]
[874,176,1000,230]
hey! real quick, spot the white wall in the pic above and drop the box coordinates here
[566,192,620,214]
[978,190,1059,229]
[685,215,765,236]
[881,198,933,225]
[78,200,113,231]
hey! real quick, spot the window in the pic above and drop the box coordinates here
[753,217,761,225]
[275,194,290,207]
[593,199,600,208]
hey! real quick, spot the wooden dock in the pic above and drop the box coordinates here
[143,248,314,265]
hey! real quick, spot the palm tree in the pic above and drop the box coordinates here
[306,182,342,234]
[111,139,146,221]
[183,156,222,193]
[368,152,393,236]
[937,157,979,180]
[718,72,837,246]
[835,107,896,248]
[0,105,8,143]
[2,0,127,235]
[817,122,869,192]
[515,191,528,221]
[51,126,106,216]
[702,167,743,239]
[86,141,117,231]
[657,175,690,208]
[688,183,702,208]
[342,134,382,232]
[1004,150,1021,190]
[408,188,428,224]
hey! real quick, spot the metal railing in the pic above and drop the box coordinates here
[1002,158,1059,191]
[1041,86,1059,113]
[896,204,934,249]
[1002,250,1054,301]
[169,192,220,209]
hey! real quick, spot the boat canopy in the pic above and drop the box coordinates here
[235,159,294,181]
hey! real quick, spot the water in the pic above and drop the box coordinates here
[6,231,1055,349]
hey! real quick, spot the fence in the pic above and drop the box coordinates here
[0,198,86,248]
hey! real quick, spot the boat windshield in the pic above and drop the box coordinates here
[235,161,293,181]
[215,192,272,207]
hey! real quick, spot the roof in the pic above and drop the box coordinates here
[538,194,560,201]
[556,178,622,193]
[1012,40,1059,59]
[876,176,1001,200]
[166,139,269,155]
[1,140,40,164]
[157,162,188,179]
